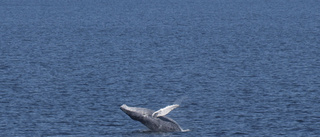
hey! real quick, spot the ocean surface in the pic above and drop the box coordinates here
[1,0,320,136]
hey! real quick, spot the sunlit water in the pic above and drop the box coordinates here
[1,0,320,136]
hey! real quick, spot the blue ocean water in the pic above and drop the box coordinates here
[0,0,319,136]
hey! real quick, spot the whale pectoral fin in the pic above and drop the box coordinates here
[152,104,179,117]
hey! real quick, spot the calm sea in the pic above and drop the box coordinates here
[1,0,319,136]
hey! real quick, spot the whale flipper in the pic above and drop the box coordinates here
[152,104,179,117]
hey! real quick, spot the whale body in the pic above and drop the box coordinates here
[120,104,188,132]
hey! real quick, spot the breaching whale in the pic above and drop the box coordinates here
[120,104,188,132]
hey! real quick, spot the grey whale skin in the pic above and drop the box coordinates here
[120,104,184,132]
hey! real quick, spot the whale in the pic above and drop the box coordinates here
[120,104,188,132]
